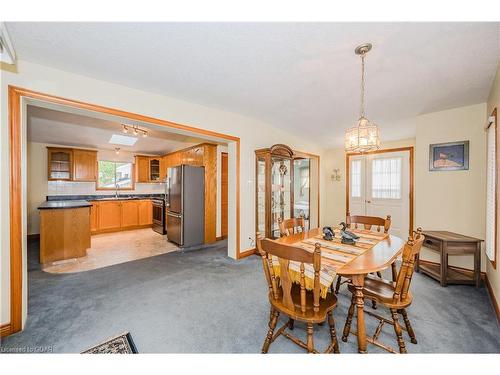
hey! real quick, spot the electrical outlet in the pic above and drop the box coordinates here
[248,236,255,247]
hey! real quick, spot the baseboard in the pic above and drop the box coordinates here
[239,247,257,259]
[91,224,153,235]
[485,275,500,323]
[0,322,12,338]
[418,259,486,280]
[216,236,227,241]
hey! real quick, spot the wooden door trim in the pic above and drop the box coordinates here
[7,85,241,336]
[488,108,497,269]
[220,152,228,240]
[346,146,414,236]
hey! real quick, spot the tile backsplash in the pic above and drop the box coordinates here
[47,181,165,196]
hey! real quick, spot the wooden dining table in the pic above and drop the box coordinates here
[275,227,405,353]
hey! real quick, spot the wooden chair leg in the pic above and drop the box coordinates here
[400,309,417,344]
[288,318,294,330]
[342,294,356,342]
[262,309,279,353]
[334,276,342,294]
[390,308,407,354]
[327,311,340,353]
[306,323,315,353]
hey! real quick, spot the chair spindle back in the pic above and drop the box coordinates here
[346,214,391,233]
[278,217,306,237]
[393,228,424,302]
[257,237,322,313]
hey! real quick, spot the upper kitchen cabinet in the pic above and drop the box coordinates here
[149,158,161,181]
[135,155,165,182]
[47,147,98,181]
[135,155,151,183]
[47,147,73,181]
[73,149,97,181]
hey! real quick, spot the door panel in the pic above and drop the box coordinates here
[167,212,182,245]
[349,150,410,238]
[121,201,139,228]
[221,152,228,238]
[98,201,121,230]
[348,155,366,216]
[168,166,182,214]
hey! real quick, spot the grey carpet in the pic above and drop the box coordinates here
[1,240,499,353]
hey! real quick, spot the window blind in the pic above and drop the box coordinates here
[486,122,496,262]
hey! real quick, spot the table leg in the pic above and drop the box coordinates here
[440,242,447,287]
[352,274,367,353]
[475,242,481,288]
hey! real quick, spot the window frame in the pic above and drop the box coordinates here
[370,156,403,200]
[96,160,136,191]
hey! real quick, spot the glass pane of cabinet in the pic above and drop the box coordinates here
[270,156,292,238]
[293,158,310,230]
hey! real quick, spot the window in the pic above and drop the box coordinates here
[97,161,133,189]
[350,159,362,198]
[486,114,497,263]
[371,157,402,199]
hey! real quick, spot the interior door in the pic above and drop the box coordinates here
[349,150,410,239]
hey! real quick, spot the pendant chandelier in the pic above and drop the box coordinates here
[344,43,380,153]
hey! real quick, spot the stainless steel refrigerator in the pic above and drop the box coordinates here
[166,165,205,247]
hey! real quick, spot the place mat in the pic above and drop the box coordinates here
[272,229,387,298]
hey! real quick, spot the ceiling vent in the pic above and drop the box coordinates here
[0,23,16,65]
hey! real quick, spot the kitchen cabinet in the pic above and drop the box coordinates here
[149,158,161,181]
[91,199,153,234]
[138,200,153,225]
[73,149,97,181]
[47,147,98,181]
[121,200,139,228]
[90,202,98,232]
[135,155,151,183]
[47,147,73,180]
[97,201,122,231]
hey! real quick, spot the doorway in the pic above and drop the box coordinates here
[347,148,413,238]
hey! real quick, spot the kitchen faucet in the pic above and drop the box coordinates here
[115,182,119,198]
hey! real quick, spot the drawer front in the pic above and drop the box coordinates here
[423,237,441,251]
[445,242,478,254]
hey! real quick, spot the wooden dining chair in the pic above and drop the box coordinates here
[341,228,425,353]
[335,214,393,295]
[278,217,305,237]
[257,237,340,354]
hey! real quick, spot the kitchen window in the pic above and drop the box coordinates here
[97,160,134,189]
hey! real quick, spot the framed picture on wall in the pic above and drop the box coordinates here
[429,140,469,171]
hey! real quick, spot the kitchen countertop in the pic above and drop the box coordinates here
[38,200,92,210]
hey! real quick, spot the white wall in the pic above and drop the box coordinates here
[0,61,326,326]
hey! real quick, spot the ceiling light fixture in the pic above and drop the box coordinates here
[115,147,120,155]
[122,124,148,138]
[344,43,381,153]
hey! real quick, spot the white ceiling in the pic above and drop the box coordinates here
[27,105,207,154]
[8,22,500,146]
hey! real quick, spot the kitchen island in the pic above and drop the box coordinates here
[38,200,92,264]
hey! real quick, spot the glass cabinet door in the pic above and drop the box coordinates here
[256,157,266,239]
[270,156,292,238]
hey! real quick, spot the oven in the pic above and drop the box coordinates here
[152,199,167,235]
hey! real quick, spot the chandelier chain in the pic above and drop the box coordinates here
[360,53,366,119]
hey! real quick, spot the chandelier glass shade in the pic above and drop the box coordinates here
[345,43,380,153]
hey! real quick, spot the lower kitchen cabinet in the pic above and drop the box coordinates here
[97,201,122,231]
[91,199,153,234]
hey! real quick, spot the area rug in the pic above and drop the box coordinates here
[81,332,138,354]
